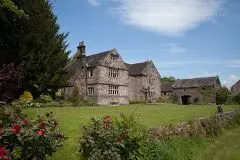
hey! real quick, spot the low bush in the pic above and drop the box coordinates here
[40,94,54,103]
[79,114,147,160]
[0,105,65,160]
[19,91,33,103]
[150,110,240,139]
[129,100,146,104]
[169,94,179,104]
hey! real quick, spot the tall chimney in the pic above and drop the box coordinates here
[77,41,86,58]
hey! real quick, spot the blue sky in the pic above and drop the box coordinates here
[52,0,240,88]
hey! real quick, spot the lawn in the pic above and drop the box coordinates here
[200,126,240,160]
[24,104,239,160]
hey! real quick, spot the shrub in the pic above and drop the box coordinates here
[0,105,65,160]
[129,100,146,104]
[233,93,240,104]
[216,87,230,105]
[19,91,33,103]
[79,114,147,160]
[0,63,24,103]
[150,111,240,139]
[169,94,179,104]
[40,94,53,103]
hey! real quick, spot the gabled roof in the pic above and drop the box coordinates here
[125,61,148,76]
[65,49,114,71]
[173,76,219,88]
[161,82,174,92]
[86,50,110,67]
[231,80,240,90]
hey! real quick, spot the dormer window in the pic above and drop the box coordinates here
[88,69,93,77]
[111,54,118,60]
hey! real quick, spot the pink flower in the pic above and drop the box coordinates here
[22,119,29,125]
[0,146,10,160]
[11,124,21,134]
[37,129,45,135]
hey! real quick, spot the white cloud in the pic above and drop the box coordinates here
[87,0,101,6]
[228,60,240,68]
[159,43,187,54]
[222,74,239,88]
[108,0,226,36]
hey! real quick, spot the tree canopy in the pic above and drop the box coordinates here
[160,76,176,83]
[0,0,70,100]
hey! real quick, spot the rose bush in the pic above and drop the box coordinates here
[0,105,64,160]
[80,114,147,160]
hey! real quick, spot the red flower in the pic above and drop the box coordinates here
[39,120,45,129]
[22,119,29,125]
[0,146,10,160]
[37,129,45,135]
[11,124,21,134]
[103,115,112,122]
[103,115,112,127]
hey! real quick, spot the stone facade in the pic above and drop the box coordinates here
[161,82,173,97]
[172,76,221,105]
[62,42,161,105]
[231,80,240,95]
[128,61,161,102]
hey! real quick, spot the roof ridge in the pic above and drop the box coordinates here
[86,49,113,58]
[127,61,148,65]
[177,76,217,81]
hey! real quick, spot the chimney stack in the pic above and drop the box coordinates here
[77,41,86,58]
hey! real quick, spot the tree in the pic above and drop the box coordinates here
[0,0,25,16]
[216,87,230,105]
[0,0,70,98]
[160,76,176,83]
[0,63,24,102]
[233,93,240,104]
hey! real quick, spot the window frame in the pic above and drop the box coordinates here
[109,68,119,78]
[87,87,94,95]
[109,85,119,95]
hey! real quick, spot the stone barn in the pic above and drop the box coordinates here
[231,80,240,95]
[62,41,161,105]
[172,76,221,105]
[161,82,173,97]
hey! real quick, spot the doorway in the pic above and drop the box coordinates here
[181,95,191,105]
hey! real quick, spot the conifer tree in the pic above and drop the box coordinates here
[0,0,70,98]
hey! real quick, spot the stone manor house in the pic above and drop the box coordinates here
[62,42,161,105]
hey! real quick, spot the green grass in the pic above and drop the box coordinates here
[200,126,240,160]
[24,104,238,160]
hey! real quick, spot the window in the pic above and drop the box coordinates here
[88,69,93,77]
[88,87,94,95]
[164,92,167,96]
[110,102,119,106]
[109,85,119,95]
[111,55,117,60]
[109,68,119,78]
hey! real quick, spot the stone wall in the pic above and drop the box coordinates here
[173,87,216,104]
[128,61,161,102]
